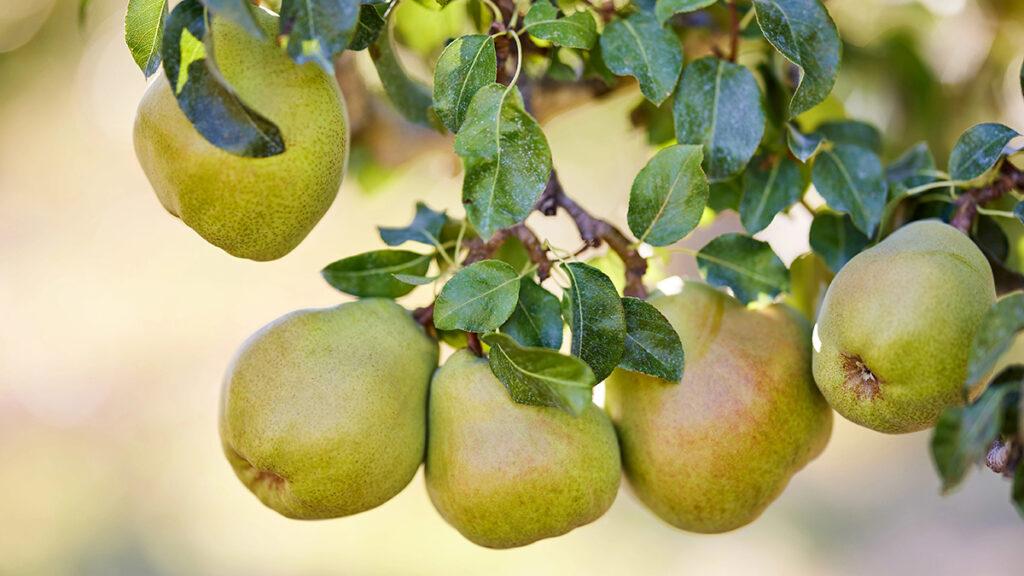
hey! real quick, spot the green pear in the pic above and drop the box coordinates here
[605,282,833,533]
[133,10,348,261]
[220,299,438,519]
[425,350,621,548]
[812,220,996,433]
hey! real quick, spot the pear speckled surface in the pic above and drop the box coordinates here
[220,299,438,519]
[426,350,621,548]
[605,282,833,533]
[811,220,997,434]
[133,10,348,261]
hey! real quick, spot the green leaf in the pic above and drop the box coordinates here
[125,0,169,77]
[455,84,552,239]
[811,145,887,236]
[482,333,597,416]
[279,0,360,69]
[432,34,497,133]
[79,0,95,29]
[753,0,841,118]
[599,12,683,105]
[931,367,1023,492]
[809,212,870,273]
[739,154,804,233]
[370,23,437,128]
[948,123,1020,183]
[787,123,824,163]
[200,0,263,38]
[433,260,520,332]
[785,252,833,321]
[523,2,597,50]
[619,297,684,382]
[696,233,789,303]
[562,262,627,382]
[321,249,432,297]
[887,142,936,195]
[1015,201,1024,225]
[160,0,285,158]
[627,144,709,246]
[708,178,742,212]
[655,0,717,24]
[392,273,437,285]
[500,279,564,350]
[965,293,1024,390]
[674,57,766,181]
[348,4,386,51]
[816,120,883,154]
[378,202,448,247]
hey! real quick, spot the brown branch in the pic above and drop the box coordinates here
[728,0,740,63]
[951,162,1024,233]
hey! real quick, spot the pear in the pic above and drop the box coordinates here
[220,299,438,519]
[812,220,996,433]
[134,9,348,261]
[605,282,833,533]
[425,350,621,548]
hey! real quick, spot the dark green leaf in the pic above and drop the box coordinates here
[523,2,597,50]
[627,144,709,246]
[948,123,1020,183]
[619,297,684,382]
[378,202,448,247]
[370,24,437,127]
[599,12,683,105]
[787,123,824,163]
[432,34,497,132]
[201,0,263,38]
[279,0,360,68]
[887,142,936,195]
[655,0,717,24]
[696,233,789,303]
[809,212,870,273]
[753,0,841,118]
[455,84,552,239]
[739,154,805,233]
[482,333,597,416]
[811,145,887,236]
[348,4,387,51]
[125,0,169,77]
[433,260,520,332]
[816,120,883,154]
[500,279,564,349]
[674,57,765,181]
[562,262,627,382]
[160,0,285,157]
[708,178,742,212]
[1015,201,1024,225]
[965,293,1024,390]
[321,249,432,297]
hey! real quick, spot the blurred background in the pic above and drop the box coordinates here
[3,0,1024,574]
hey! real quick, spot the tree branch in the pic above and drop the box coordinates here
[951,162,1024,233]
[728,0,740,63]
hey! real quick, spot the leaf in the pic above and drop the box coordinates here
[948,123,1020,183]
[599,12,683,105]
[674,57,766,181]
[500,279,564,349]
[433,260,520,332]
[455,84,552,239]
[160,0,285,157]
[1015,201,1024,225]
[627,144,709,246]
[816,120,883,154]
[125,0,169,77]
[811,145,888,236]
[655,0,717,24]
[482,333,597,416]
[349,4,387,51]
[696,233,789,303]
[321,249,432,297]
[279,0,361,68]
[378,201,448,247]
[432,34,497,133]
[200,0,263,38]
[370,23,437,127]
[785,252,833,321]
[619,297,684,382]
[787,123,824,163]
[753,0,841,118]
[739,154,805,233]
[931,367,1023,492]
[392,273,437,285]
[523,1,597,49]
[708,178,742,212]
[887,142,936,195]
[809,212,870,273]
[562,262,627,382]
[79,0,94,29]
[965,293,1024,390]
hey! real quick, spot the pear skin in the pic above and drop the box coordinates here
[812,220,996,433]
[426,350,621,548]
[220,299,438,519]
[133,10,348,261]
[605,283,833,533]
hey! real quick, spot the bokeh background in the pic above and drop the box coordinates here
[3,0,1024,574]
